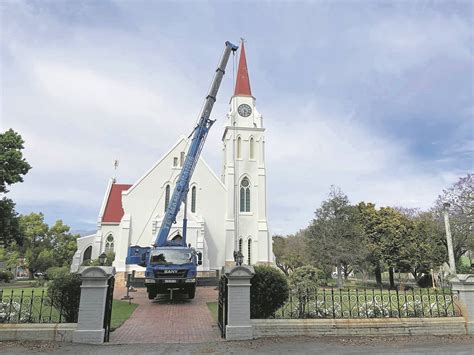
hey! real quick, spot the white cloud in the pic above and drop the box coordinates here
[263,102,465,234]
[33,62,163,118]
[2,1,471,234]
[367,13,471,75]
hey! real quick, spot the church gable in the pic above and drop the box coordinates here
[123,136,225,202]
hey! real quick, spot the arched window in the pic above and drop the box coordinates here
[247,239,252,265]
[237,137,242,159]
[191,186,197,213]
[165,184,170,211]
[240,177,250,212]
[105,234,114,253]
[239,238,243,253]
[83,246,92,263]
[249,137,254,159]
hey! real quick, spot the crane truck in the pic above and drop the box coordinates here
[126,41,238,300]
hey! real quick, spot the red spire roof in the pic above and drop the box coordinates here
[234,42,252,96]
[102,183,132,223]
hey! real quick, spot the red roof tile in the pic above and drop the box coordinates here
[234,42,252,96]
[102,183,132,223]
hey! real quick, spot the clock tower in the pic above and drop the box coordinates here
[221,41,272,265]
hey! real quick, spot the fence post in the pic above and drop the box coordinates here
[224,265,255,340]
[450,274,474,334]
[73,266,116,344]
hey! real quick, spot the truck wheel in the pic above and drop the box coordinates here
[148,291,157,300]
[188,288,196,299]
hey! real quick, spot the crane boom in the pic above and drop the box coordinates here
[126,41,238,301]
[155,41,238,247]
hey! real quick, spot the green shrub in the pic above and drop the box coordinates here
[250,265,289,319]
[456,263,473,274]
[0,270,13,283]
[47,272,81,322]
[417,273,433,288]
[45,266,69,280]
[289,265,325,289]
[32,279,47,288]
[289,265,325,317]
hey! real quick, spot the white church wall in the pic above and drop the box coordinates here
[70,234,95,272]
[118,137,226,272]
[109,218,129,272]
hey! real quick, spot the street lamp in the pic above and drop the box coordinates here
[443,202,456,275]
[99,252,107,266]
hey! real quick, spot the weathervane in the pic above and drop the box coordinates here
[113,159,119,182]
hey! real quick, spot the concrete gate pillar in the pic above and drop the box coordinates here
[224,265,255,340]
[73,266,116,344]
[451,274,474,334]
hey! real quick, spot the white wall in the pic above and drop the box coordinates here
[116,137,227,271]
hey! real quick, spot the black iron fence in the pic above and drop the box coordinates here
[270,287,461,319]
[0,289,74,324]
[218,275,228,338]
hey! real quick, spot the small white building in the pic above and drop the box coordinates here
[72,43,273,281]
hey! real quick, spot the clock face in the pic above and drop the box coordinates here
[238,104,252,117]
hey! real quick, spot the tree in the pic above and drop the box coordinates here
[306,187,367,288]
[435,174,474,264]
[0,129,31,193]
[357,202,385,287]
[19,213,50,277]
[398,211,446,280]
[0,197,21,247]
[0,129,31,247]
[376,207,414,288]
[17,213,78,277]
[48,220,79,267]
[273,232,310,276]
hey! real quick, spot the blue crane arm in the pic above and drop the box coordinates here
[154,41,238,248]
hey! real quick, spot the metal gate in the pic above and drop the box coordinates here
[103,276,115,342]
[217,275,228,338]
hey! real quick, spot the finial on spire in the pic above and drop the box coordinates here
[113,159,119,182]
[234,39,252,96]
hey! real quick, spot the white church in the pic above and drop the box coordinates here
[71,43,273,280]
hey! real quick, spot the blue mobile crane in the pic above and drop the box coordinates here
[126,41,238,300]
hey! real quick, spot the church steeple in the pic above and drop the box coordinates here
[234,41,252,96]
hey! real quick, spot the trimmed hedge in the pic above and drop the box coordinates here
[45,266,70,280]
[250,265,289,319]
[47,272,81,322]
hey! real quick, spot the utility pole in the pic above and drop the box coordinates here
[443,202,456,275]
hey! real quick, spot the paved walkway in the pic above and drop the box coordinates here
[110,286,221,344]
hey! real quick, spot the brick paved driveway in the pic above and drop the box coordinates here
[110,286,221,344]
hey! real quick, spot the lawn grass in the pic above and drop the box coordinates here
[0,287,47,296]
[273,287,459,319]
[1,286,138,329]
[110,299,138,330]
[207,301,218,323]
[0,286,61,322]
[0,280,38,289]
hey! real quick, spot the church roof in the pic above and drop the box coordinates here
[102,183,132,223]
[234,42,252,96]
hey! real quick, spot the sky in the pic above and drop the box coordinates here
[1,0,473,235]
